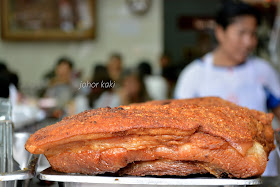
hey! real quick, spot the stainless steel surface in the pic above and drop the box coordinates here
[39,168,262,186]
[37,155,51,173]
[0,98,13,173]
[275,131,280,158]
[0,132,39,182]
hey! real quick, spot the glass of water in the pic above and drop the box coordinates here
[0,98,13,173]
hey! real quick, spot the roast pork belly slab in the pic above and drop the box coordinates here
[25,97,275,178]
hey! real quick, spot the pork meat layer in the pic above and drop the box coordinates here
[25,97,275,178]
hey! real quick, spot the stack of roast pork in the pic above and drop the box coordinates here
[25,97,275,178]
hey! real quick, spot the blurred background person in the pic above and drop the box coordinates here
[0,61,20,104]
[174,0,280,176]
[0,62,14,99]
[159,53,172,74]
[88,64,112,108]
[158,53,183,98]
[137,60,168,100]
[0,60,45,129]
[43,57,78,118]
[118,69,150,105]
[106,52,123,87]
[94,69,150,108]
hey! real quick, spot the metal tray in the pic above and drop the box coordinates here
[275,131,280,158]
[39,168,262,186]
[0,133,39,181]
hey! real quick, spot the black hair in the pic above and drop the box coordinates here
[56,57,74,69]
[138,61,152,76]
[91,64,110,83]
[0,61,8,72]
[0,61,19,90]
[0,73,10,98]
[215,0,261,29]
[120,68,150,103]
[109,53,122,61]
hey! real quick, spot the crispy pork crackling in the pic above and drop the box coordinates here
[25,97,275,178]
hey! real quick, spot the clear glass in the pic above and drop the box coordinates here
[0,98,13,173]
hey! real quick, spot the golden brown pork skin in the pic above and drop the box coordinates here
[25,97,275,178]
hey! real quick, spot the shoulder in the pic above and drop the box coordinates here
[248,56,275,72]
[180,58,204,76]
[248,56,280,88]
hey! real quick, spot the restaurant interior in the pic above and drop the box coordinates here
[0,0,280,186]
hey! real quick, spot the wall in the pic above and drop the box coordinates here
[0,0,163,92]
[164,0,220,64]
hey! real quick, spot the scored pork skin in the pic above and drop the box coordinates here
[25,97,275,178]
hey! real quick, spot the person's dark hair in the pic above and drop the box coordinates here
[109,53,122,61]
[0,61,8,72]
[215,0,261,29]
[0,61,20,90]
[0,74,10,98]
[56,57,74,69]
[138,61,152,76]
[88,64,112,108]
[9,72,19,89]
[120,68,150,103]
[91,64,111,83]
